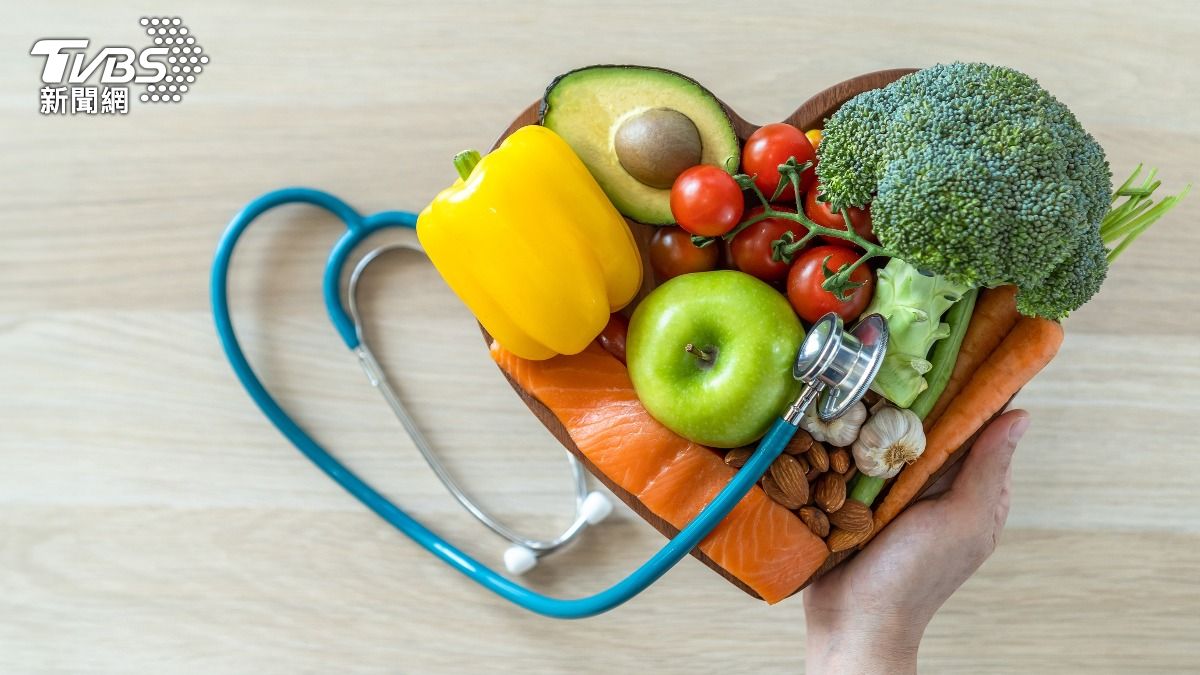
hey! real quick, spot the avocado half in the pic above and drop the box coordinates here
[540,65,741,226]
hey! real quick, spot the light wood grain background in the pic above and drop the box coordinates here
[3,1,1198,673]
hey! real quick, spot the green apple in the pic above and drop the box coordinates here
[627,270,804,448]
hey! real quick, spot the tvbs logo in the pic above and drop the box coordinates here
[31,17,207,115]
[32,39,169,86]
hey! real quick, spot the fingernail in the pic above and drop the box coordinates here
[1008,415,1031,443]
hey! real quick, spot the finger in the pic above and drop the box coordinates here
[921,457,962,499]
[944,409,1029,512]
[924,410,1026,499]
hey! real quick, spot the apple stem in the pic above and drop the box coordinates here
[685,343,715,363]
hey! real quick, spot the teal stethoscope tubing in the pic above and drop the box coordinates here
[211,187,797,619]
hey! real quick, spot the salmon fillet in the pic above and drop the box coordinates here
[491,341,829,603]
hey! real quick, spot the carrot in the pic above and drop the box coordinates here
[872,316,1064,531]
[922,285,1020,429]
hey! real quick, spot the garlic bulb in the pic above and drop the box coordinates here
[852,406,926,478]
[800,400,867,447]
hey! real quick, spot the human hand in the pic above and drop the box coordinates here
[803,410,1031,675]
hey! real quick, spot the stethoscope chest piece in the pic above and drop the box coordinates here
[786,312,889,424]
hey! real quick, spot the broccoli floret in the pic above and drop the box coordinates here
[813,87,897,209]
[1015,226,1108,319]
[817,62,1112,319]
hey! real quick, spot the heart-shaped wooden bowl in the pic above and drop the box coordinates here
[483,68,994,599]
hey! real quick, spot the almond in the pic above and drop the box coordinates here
[828,522,874,552]
[841,466,857,482]
[761,475,803,510]
[784,428,815,455]
[797,506,830,538]
[814,473,846,513]
[795,454,811,474]
[770,454,810,506]
[805,467,822,483]
[806,441,830,473]
[827,499,872,533]
[724,447,752,468]
[829,448,851,475]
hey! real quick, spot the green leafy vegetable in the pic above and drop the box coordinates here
[1101,164,1191,262]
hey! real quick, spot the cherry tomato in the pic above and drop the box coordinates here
[669,165,744,237]
[649,226,719,281]
[596,313,629,364]
[741,123,817,201]
[730,207,807,283]
[786,245,875,324]
[804,189,876,247]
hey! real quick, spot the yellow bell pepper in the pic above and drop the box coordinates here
[417,125,643,360]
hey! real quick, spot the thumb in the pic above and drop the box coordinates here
[944,409,1029,519]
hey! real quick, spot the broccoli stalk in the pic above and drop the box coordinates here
[862,259,971,407]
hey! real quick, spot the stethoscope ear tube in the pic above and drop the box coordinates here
[346,243,613,574]
[212,187,860,618]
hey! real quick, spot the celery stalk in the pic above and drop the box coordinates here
[908,288,978,420]
[850,475,886,506]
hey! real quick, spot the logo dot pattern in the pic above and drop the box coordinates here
[140,17,207,104]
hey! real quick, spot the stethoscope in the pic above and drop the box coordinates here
[348,244,613,575]
[212,186,888,619]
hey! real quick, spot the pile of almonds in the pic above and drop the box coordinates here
[724,429,874,553]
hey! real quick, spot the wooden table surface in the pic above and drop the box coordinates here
[3,1,1198,672]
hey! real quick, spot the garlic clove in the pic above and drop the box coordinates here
[851,405,926,479]
[799,399,867,448]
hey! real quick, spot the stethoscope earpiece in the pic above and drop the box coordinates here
[504,545,538,576]
[581,491,614,525]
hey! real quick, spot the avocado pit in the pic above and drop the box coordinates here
[614,108,702,190]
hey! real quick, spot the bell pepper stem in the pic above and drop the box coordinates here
[453,150,482,180]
